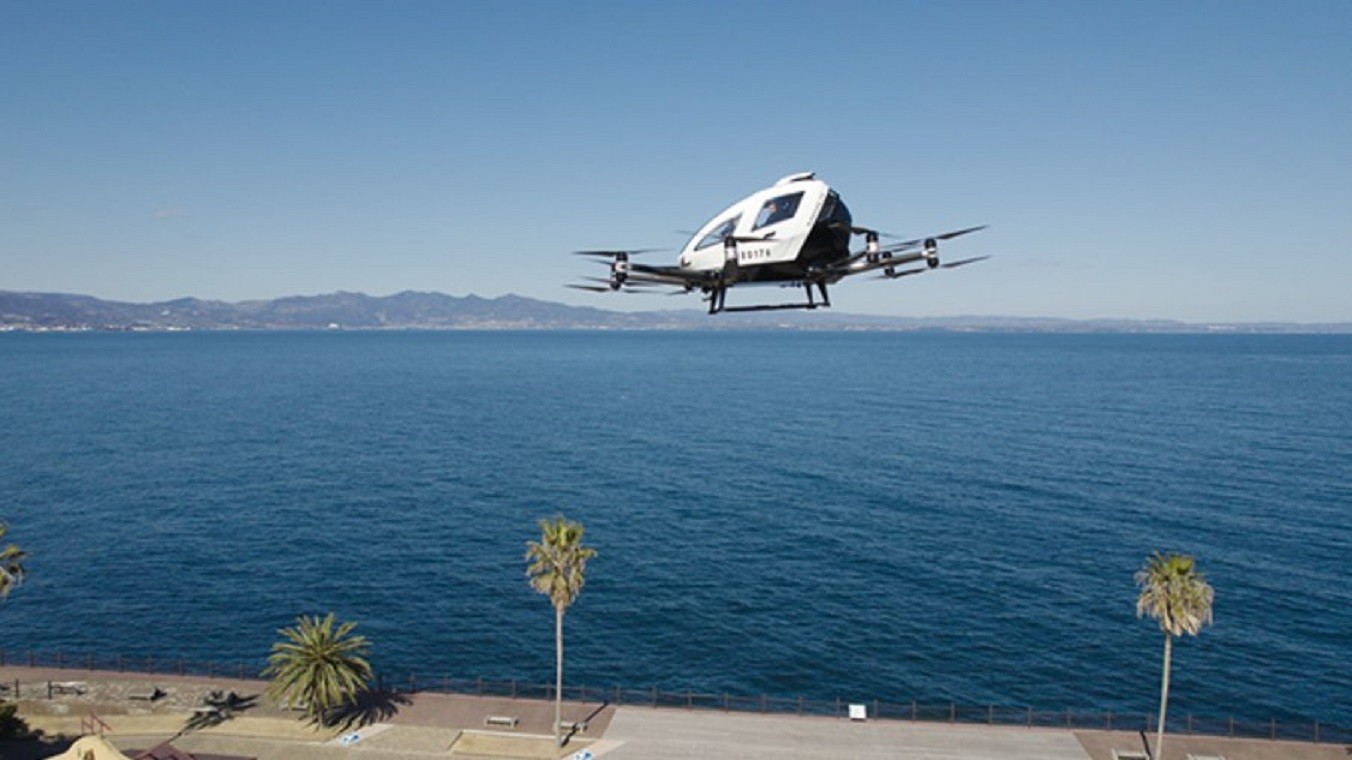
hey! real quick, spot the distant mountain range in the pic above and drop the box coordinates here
[1,289,1348,333]
[0,289,656,330]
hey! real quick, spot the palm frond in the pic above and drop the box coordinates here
[1135,551,1215,637]
[526,515,596,611]
[262,613,372,723]
[0,523,27,600]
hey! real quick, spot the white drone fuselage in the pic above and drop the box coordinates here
[675,172,852,285]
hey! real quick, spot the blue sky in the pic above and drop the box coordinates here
[3,1,1349,321]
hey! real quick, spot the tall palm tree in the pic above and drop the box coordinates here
[262,613,373,725]
[526,515,596,747]
[1135,552,1214,760]
[0,523,26,601]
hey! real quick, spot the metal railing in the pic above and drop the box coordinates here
[393,677,1349,744]
[3,649,1347,744]
[80,713,111,736]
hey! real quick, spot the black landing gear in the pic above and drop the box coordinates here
[706,280,831,315]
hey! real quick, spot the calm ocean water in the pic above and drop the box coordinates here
[1,331,1348,725]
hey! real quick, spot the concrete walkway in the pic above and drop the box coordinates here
[599,707,1091,760]
[3,666,1344,760]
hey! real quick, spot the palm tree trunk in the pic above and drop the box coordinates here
[1154,633,1172,760]
[554,605,564,748]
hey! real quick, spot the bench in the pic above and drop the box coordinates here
[51,681,88,695]
[129,686,164,701]
[191,705,221,717]
[484,715,520,728]
[1111,751,1148,760]
[556,719,589,733]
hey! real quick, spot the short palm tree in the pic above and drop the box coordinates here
[526,515,596,747]
[1136,552,1214,760]
[0,523,26,601]
[262,613,373,725]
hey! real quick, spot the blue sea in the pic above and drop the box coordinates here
[1,331,1348,727]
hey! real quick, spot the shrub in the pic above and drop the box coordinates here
[0,702,31,739]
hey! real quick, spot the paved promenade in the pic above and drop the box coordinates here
[2,666,1344,760]
[599,708,1087,760]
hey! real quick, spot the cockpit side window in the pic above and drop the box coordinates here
[695,215,741,250]
[753,192,804,230]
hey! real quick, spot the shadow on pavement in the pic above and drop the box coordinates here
[177,691,261,737]
[326,689,412,731]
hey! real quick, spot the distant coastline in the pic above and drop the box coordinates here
[2,289,1349,333]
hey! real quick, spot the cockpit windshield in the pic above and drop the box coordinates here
[753,192,804,230]
[817,190,851,227]
[695,215,741,250]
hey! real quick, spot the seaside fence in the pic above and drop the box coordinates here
[2,649,1348,745]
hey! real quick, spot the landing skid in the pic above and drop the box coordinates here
[720,302,823,313]
[708,281,831,315]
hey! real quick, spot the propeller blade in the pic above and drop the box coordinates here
[573,248,664,257]
[834,251,927,276]
[571,278,683,294]
[934,225,988,241]
[878,225,989,254]
[880,239,924,254]
[828,222,900,238]
[584,272,689,288]
[874,266,928,280]
[940,255,991,269]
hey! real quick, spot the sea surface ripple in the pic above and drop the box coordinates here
[1,331,1348,726]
